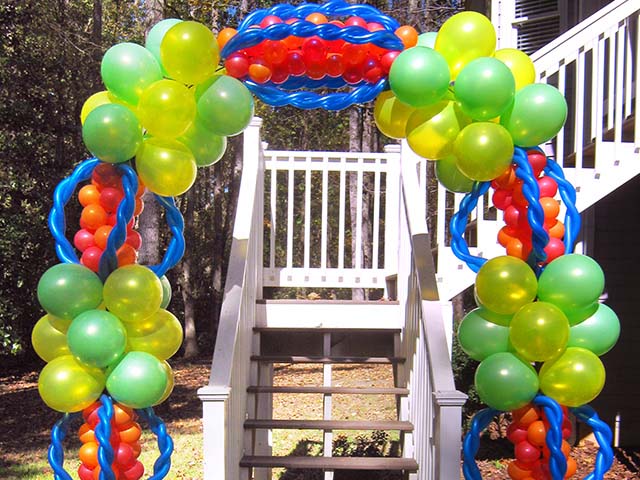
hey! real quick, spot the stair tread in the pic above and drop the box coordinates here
[254,327,401,333]
[257,299,400,305]
[244,419,414,431]
[248,386,409,395]
[250,355,405,364]
[240,455,418,471]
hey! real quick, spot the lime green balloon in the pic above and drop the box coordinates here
[510,302,570,362]
[145,18,182,76]
[161,21,219,85]
[406,101,470,159]
[373,90,415,139]
[101,42,162,105]
[80,91,112,125]
[160,275,172,309]
[67,310,127,368]
[32,315,70,362]
[537,254,605,322]
[389,47,450,108]
[138,79,196,138]
[435,154,474,193]
[37,264,103,320]
[494,48,536,91]
[435,11,496,79]
[38,355,105,412]
[180,120,227,166]
[475,256,537,315]
[416,32,437,48]
[539,347,605,407]
[454,122,514,181]
[500,83,568,147]
[154,360,175,406]
[454,57,515,121]
[568,303,620,355]
[458,308,510,361]
[197,75,254,136]
[106,351,168,408]
[103,265,163,323]
[136,137,197,196]
[83,104,143,164]
[48,314,72,333]
[127,309,183,360]
[473,305,513,327]
[475,352,539,411]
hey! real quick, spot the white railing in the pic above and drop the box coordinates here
[262,147,400,291]
[432,0,640,299]
[397,148,467,480]
[198,118,264,480]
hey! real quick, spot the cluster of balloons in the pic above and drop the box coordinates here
[78,402,144,480]
[34,263,180,413]
[73,164,144,272]
[458,253,619,411]
[493,150,565,263]
[221,13,419,85]
[506,404,577,479]
[81,18,254,197]
[374,11,568,189]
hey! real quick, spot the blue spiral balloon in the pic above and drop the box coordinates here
[462,408,500,480]
[137,407,174,479]
[48,412,78,480]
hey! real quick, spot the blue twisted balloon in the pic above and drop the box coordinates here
[48,158,101,264]
[543,156,581,254]
[533,394,566,480]
[137,407,174,479]
[462,408,500,480]
[95,394,116,480]
[572,405,614,480]
[48,413,78,480]
[149,195,185,278]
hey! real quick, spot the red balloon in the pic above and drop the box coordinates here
[527,150,547,176]
[515,440,541,464]
[341,43,366,67]
[259,15,282,28]
[286,50,306,76]
[326,53,345,78]
[345,16,367,28]
[302,37,327,64]
[507,423,529,444]
[270,63,290,84]
[327,20,346,52]
[537,176,558,198]
[78,464,94,480]
[99,187,124,214]
[380,51,400,74]
[81,246,103,273]
[362,56,382,83]
[263,40,288,65]
[511,181,528,209]
[224,54,250,78]
[492,189,512,210]
[342,64,363,84]
[543,237,565,263]
[74,229,96,252]
[121,461,144,480]
[503,205,521,227]
[305,60,326,80]
[115,442,136,468]
[92,163,122,189]
[366,22,387,58]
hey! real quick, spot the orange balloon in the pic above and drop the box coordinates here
[135,178,145,198]
[527,420,547,447]
[513,405,540,427]
[94,225,113,250]
[130,440,142,459]
[217,27,237,50]
[134,198,144,216]
[540,197,560,219]
[113,403,136,426]
[78,423,96,444]
[395,25,419,49]
[507,460,533,480]
[118,422,142,443]
[79,185,101,207]
[81,204,108,231]
[507,237,530,260]
[117,244,138,267]
[494,166,517,189]
[548,220,565,239]
[565,457,577,477]
[498,226,517,248]
[79,441,99,469]
[305,12,327,24]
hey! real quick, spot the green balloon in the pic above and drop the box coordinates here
[537,254,605,323]
[475,352,539,411]
[101,42,163,105]
[106,351,168,408]
[32,315,71,362]
[126,309,183,360]
[389,46,451,108]
[539,347,605,407]
[67,310,127,368]
[82,104,143,164]
[500,83,568,147]
[475,256,537,315]
[416,32,437,48]
[568,303,620,356]
[160,275,172,309]
[103,265,163,323]
[510,301,570,362]
[38,355,105,412]
[435,154,474,193]
[197,75,254,137]
[454,57,515,121]
[37,264,103,320]
[458,308,510,361]
[454,122,514,181]
[473,304,513,327]
[180,120,227,167]
[145,19,182,76]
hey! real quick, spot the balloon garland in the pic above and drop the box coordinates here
[33,1,617,478]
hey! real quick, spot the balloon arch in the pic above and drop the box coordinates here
[35,1,617,479]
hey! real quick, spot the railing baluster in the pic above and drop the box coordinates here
[269,159,276,269]
[608,28,616,130]
[287,159,294,269]
[575,48,586,169]
[372,166,381,270]
[338,167,346,270]
[624,20,632,118]
[636,13,640,148]
[321,166,328,269]
[355,165,364,269]
[615,23,625,144]
[557,64,567,163]
[595,33,606,146]
[304,156,311,269]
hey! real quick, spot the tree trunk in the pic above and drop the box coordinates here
[137,190,161,265]
[179,188,199,358]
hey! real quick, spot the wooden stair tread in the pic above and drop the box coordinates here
[244,419,414,431]
[240,455,418,471]
[247,386,409,395]
[257,299,399,305]
[250,355,405,364]
[254,327,401,333]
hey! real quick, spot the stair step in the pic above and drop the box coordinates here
[250,355,405,364]
[240,455,419,471]
[244,419,414,431]
[254,327,401,333]
[248,386,409,395]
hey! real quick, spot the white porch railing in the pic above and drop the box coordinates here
[433,0,640,300]
[198,118,264,480]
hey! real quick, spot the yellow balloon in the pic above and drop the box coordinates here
[435,11,496,79]
[80,91,112,125]
[103,265,163,323]
[406,101,470,160]
[154,360,175,406]
[373,91,416,139]
[32,315,70,362]
[494,48,536,91]
[136,137,197,196]
[38,355,105,412]
[138,79,196,138]
[126,309,183,360]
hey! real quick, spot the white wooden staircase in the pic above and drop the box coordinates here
[199,2,638,479]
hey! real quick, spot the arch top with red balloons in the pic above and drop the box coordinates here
[36,1,617,479]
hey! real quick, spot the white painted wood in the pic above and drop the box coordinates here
[323,334,334,480]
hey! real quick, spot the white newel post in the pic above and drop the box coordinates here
[198,386,231,480]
